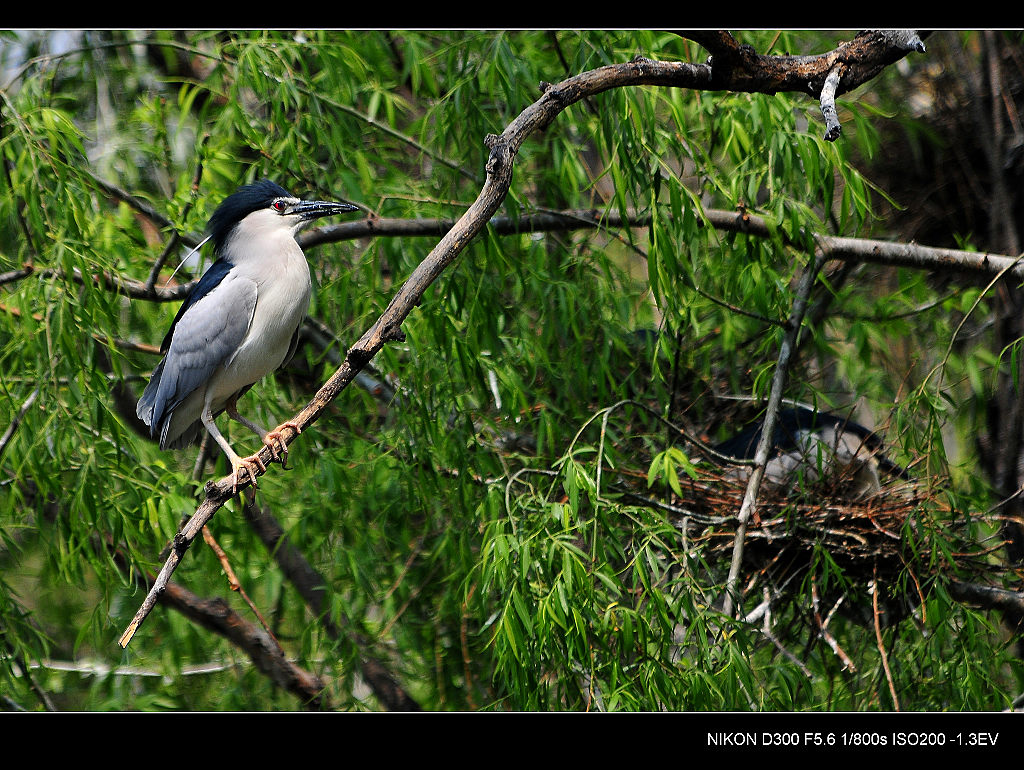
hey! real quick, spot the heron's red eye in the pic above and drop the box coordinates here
[272,199,288,212]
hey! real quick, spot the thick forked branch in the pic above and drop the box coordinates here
[684,30,928,141]
[120,32,928,648]
[681,29,928,97]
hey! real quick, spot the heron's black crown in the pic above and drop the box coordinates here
[207,179,293,254]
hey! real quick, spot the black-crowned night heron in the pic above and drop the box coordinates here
[714,405,909,497]
[137,179,358,491]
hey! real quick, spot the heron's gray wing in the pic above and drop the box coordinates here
[137,269,257,439]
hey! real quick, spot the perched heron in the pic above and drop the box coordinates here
[137,179,358,491]
[714,405,909,497]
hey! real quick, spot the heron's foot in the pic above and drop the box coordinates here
[263,421,302,469]
[231,452,268,493]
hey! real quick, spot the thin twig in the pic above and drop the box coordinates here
[0,387,40,465]
[199,503,283,653]
[722,251,827,617]
[819,65,844,141]
[873,565,900,710]
[811,581,857,672]
[144,136,209,291]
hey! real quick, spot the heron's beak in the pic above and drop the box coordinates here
[290,199,359,221]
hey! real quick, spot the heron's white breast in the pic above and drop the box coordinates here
[209,230,312,401]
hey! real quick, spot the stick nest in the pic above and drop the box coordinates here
[655,454,936,590]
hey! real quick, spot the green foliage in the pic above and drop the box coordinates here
[0,30,1020,712]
